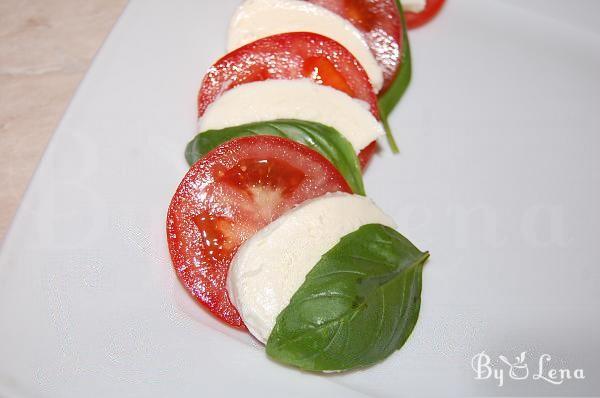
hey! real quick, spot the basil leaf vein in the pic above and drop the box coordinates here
[266,224,428,372]
[185,119,365,195]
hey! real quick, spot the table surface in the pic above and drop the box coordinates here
[0,0,127,241]
[1,1,599,396]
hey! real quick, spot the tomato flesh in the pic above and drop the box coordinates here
[306,0,403,94]
[405,0,446,29]
[358,141,377,170]
[167,136,351,328]
[302,56,355,97]
[198,32,379,119]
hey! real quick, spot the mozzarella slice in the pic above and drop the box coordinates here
[402,0,427,13]
[198,79,384,152]
[227,192,396,344]
[227,0,383,92]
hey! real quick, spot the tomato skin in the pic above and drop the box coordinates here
[404,0,446,29]
[197,32,379,119]
[167,136,351,328]
[358,140,377,170]
[306,0,403,94]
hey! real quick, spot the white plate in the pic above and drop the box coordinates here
[1,0,599,396]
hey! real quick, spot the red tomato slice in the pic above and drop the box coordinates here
[197,32,379,119]
[358,141,377,170]
[167,136,351,328]
[404,0,445,29]
[306,0,403,94]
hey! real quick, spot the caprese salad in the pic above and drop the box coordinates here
[167,0,443,372]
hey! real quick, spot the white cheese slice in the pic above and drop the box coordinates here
[401,0,427,13]
[227,0,384,92]
[198,79,384,152]
[227,192,396,344]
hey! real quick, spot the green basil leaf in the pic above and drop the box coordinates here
[266,224,428,372]
[185,119,365,195]
[378,0,412,153]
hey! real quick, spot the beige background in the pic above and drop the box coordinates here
[0,0,127,240]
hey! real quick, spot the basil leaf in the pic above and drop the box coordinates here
[185,119,365,195]
[266,224,428,372]
[378,0,412,153]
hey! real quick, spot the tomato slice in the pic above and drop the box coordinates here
[197,32,379,119]
[167,136,352,328]
[306,0,403,94]
[404,0,446,29]
[358,141,377,170]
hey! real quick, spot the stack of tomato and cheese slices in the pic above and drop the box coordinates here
[167,0,443,372]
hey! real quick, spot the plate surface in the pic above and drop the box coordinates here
[1,0,599,396]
